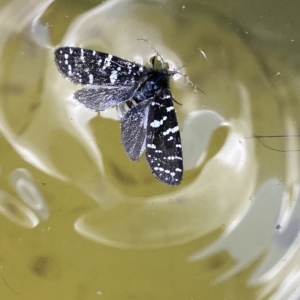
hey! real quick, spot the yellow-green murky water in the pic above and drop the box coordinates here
[1,0,300,299]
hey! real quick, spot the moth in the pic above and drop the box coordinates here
[54,45,183,186]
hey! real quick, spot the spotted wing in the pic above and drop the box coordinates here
[145,89,183,186]
[55,47,148,86]
[121,99,151,161]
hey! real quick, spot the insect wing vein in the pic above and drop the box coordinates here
[146,89,183,185]
[121,99,151,161]
[74,84,139,111]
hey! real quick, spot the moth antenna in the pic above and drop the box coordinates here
[172,69,206,95]
[137,38,205,94]
[137,38,165,68]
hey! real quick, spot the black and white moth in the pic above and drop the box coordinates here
[54,46,183,186]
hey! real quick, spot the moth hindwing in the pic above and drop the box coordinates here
[55,46,183,186]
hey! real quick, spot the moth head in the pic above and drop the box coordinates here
[149,55,168,70]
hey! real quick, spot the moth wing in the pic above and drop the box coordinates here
[74,84,139,111]
[146,89,183,186]
[121,99,151,161]
[55,47,148,86]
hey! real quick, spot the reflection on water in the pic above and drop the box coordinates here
[0,168,49,228]
[0,189,39,228]
[189,179,284,282]
[9,168,49,219]
[0,0,300,299]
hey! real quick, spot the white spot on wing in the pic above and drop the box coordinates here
[147,144,156,149]
[150,120,161,128]
[89,74,94,84]
[109,70,118,84]
[80,48,85,62]
[103,55,112,70]
[150,116,167,128]
[68,64,72,76]
[163,126,179,136]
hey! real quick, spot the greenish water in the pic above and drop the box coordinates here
[1,0,300,299]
